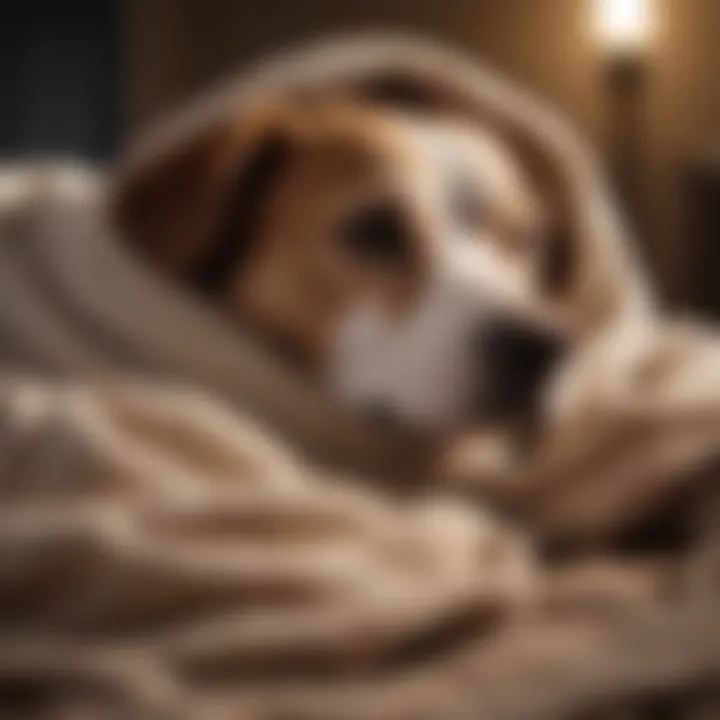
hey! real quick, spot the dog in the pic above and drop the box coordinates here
[111,41,636,439]
[113,97,575,436]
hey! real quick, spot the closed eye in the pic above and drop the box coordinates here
[451,175,485,230]
[340,200,409,264]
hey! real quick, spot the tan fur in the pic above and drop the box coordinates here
[5,37,720,717]
[116,98,550,372]
[112,104,291,275]
[224,102,431,368]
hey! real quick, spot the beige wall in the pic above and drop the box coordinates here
[125,0,720,302]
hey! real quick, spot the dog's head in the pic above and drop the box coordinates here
[113,44,641,436]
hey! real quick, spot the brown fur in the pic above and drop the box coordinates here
[223,103,431,368]
[114,98,552,372]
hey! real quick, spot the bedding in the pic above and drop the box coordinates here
[0,36,719,719]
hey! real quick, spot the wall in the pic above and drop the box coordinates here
[1,0,120,159]
[124,0,720,303]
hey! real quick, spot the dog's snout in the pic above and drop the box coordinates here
[485,319,565,380]
[478,317,566,417]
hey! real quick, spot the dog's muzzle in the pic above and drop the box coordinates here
[476,316,567,422]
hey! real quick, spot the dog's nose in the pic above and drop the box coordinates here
[478,317,567,418]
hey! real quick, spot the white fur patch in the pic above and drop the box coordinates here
[327,118,540,430]
[329,234,529,429]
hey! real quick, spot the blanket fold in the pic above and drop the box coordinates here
[1,35,719,720]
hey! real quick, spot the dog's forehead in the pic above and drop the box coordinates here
[264,105,519,227]
[277,102,409,163]
[284,103,526,199]
[402,117,527,195]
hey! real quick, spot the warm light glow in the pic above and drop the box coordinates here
[596,0,652,55]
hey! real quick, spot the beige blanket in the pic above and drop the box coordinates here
[1,37,719,720]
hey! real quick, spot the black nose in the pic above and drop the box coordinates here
[479,317,566,418]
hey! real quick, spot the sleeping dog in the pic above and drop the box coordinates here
[111,38,634,439]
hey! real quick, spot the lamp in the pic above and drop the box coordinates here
[596,0,652,61]
[595,0,654,228]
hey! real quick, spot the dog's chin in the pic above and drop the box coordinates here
[472,369,570,456]
[354,388,552,456]
[457,408,538,462]
[489,374,573,461]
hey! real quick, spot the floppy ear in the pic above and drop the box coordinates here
[354,74,581,302]
[471,105,647,334]
[111,108,291,291]
[508,124,647,333]
[499,125,580,298]
[339,55,646,333]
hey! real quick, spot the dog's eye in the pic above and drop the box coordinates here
[341,202,409,264]
[451,176,484,230]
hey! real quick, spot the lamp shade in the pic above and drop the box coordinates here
[596,0,652,56]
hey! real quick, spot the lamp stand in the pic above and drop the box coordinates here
[605,54,647,230]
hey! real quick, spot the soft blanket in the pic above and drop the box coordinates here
[1,37,719,720]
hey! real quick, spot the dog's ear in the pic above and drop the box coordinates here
[355,74,584,310]
[503,128,579,298]
[112,108,292,290]
[499,120,638,333]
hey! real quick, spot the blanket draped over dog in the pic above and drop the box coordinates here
[0,37,719,719]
